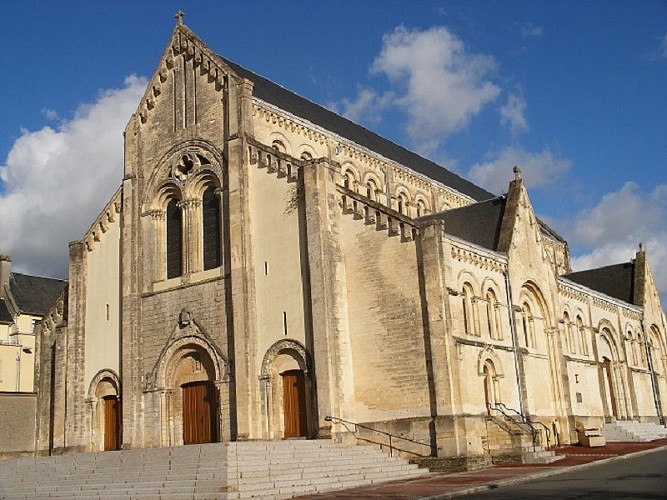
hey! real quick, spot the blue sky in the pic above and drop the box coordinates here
[1,1,666,303]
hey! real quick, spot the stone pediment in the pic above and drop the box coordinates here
[133,23,246,130]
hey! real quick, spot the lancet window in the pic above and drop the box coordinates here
[577,315,588,355]
[202,186,221,270]
[462,283,477,336]
[485,289,502,340]
[151,150,224,283]
[520,302,536,349]
[166,198,183,279]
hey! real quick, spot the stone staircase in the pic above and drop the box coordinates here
[0,440,428,499]
[602,420,667,442]
[485,415,562,465]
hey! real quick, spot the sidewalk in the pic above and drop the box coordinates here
[296,438,667,499]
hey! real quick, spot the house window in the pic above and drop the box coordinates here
[202,186,221,270]
[166,198,183,279]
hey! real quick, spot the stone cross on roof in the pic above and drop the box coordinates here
[175,10,185,25]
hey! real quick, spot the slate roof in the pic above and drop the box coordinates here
[564,262,636,305]
[217,57,494,202]
[0,298,12,324]
[9,273,67,317]
[419,196,507,251]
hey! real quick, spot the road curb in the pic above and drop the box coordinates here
[422,444,667,499]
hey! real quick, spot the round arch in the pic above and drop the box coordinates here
[148,323,230,446]
[259,339,313,440]
[86,369,121,452]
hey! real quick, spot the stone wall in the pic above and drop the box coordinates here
[0,392,36,459]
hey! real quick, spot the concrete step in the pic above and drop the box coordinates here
[0,440,429,499]
[602,420,667,442]
[523,450,565,464]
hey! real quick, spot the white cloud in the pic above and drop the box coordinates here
[520,23,543,38]
[338,88,393,125]
[0,76,146,278]
[342,25,500,155]
[567,182,667,248]
[562,182,667,304]
[467,146,572,194]
[499,93,528,136]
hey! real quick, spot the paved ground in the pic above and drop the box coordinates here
[296,439,667,499]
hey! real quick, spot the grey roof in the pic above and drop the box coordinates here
[0,298,12,324]
[564,262,635,305]
[420,196,507,250]
[214,54,494,202]
[9,273,67,317]
[418,194,567,251]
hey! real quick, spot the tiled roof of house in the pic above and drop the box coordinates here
[9,273,67,317]
[564,262,635,305]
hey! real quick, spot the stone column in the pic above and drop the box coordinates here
[180,198,202,274]
[300,159,355,436]
[416,220,464,457]
[149,210,166,282]
[63,240,88,452]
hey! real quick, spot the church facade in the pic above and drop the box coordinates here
[34,20,667,461]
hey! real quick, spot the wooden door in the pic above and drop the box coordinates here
[603,358,618,418]
[282,370,307,438]
[182,381,217,444]
[483,368,491,414]
[103,396,119,451]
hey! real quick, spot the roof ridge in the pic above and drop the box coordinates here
[175,24,494,202]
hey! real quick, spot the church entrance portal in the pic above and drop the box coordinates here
[282,370,307,438]
[602,357,619,419]
[182,381,218,445]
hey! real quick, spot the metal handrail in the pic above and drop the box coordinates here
[324,416,434,458]
[489,402,551,451]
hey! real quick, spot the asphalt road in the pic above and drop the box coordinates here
[470,448,667,499]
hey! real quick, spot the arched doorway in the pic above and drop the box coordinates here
[602,356,618,418]
[482,361,499,414]
[163,343,221,446]
[597,332,624,420]
[87,370,121,452]
[260,339,313,439]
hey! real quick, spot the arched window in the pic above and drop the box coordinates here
[300,151,312,161]
[416,199,427,218]
[366,180,377,201]
[271,140,286,153]
[397,193,408,215]
[485,289,501,340]
[563,312,575,353]
[638,333,646,367]
[649,327,663,375]
[576,316,587,356]
[202,186,221,270]
[166,198,183,279]
[521,302,535,348]
[462,283,475,335]
[342,172,352,189]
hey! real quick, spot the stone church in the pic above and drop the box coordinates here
[34,18,667,463]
